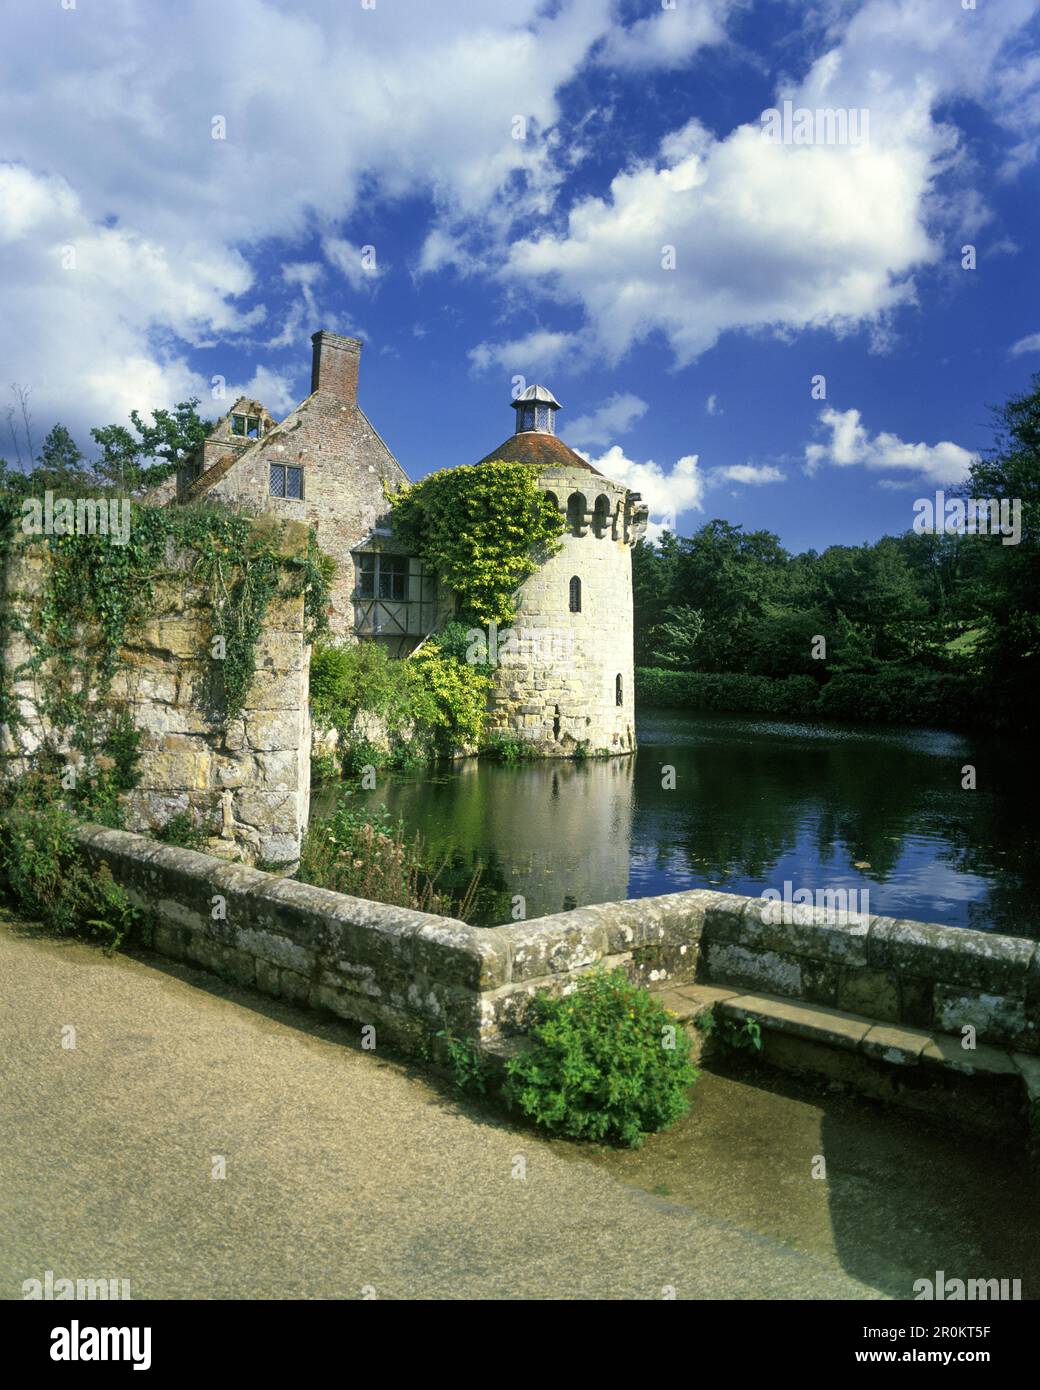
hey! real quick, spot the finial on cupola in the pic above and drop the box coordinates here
[512,385,561,436]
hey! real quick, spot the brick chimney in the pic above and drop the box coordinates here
[310,330,361,403]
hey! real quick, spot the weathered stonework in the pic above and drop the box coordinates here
[69,827,1040,1138]
[1,527,311,864]
[180,332,409,638]
[478,419,648,756]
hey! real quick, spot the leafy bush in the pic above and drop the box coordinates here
[816,667,975,726]
[0,777,145,949]
[310,635,491,766]
[153,810,207,850]
[636,665,977,727]
[408,638,491,752]
[698,1006,763,1052]
[504,968,698,1148]
[480,732,537,763]
[437,1031,493,1095]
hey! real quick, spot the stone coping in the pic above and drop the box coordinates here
[74,825,1038,992]
[73,826,1038,1051]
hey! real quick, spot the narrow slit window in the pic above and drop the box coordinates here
[615,673,623,706]
[569,576,581,613]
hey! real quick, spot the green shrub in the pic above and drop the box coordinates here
[504,968,698,1148]
[310,749,338,785]
[636,668,818,717]
[436,1031,493,1095]
[815,667,975,726]
[0,777,145,949]
[310,633,491,766]
[698,1006,763,1052]
[153,810,207,850]
[481,732,536,763]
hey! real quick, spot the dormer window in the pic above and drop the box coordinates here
[231,412,263,439]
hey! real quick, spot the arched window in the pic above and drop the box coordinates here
[592,494,610,538]
[566,491,587,536]
[615,673,623,707]
[569,576,581,613]
[543,490,559,513]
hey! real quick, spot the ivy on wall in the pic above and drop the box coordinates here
[387,460,563,625]
[0,496,331,819]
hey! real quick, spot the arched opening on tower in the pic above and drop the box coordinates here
[592,494,610,538]
[566,491,587,536]
[569,575,581,612]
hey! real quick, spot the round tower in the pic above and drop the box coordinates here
[475,386,648,757]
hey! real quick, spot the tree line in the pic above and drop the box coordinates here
[634,375,1040,731]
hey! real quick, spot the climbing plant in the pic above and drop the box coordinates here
[387,460,563,625]
[0,495,331,816]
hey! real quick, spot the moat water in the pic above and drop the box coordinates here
[312,709,1040,937]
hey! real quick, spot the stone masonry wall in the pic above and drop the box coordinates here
[487,464,640,756]
[1,529,311,865]
[193,389,409,638]
[70,828,1040,1061]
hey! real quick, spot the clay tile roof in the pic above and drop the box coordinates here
[475,431,601,474]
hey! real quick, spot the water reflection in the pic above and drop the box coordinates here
[313,710,1039,936]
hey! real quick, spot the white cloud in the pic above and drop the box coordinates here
[566,392,648,447]
[577,444,704,540]
[0,162,258,438]
[322,238,384,290]
[468,329,581,376]
[596,0,732,72]
[804,407,975,485]
[2,0,672,434]
[706,393,722,416]
[235,367,299,418]
[1010,332,1040,356]
[712,464,785,485]
[483,0,1039,368]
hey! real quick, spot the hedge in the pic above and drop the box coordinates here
[635,667,978,727]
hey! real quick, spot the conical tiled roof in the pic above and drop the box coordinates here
[475,431,601,473]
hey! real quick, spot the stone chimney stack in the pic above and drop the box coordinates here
[310,330,361,403]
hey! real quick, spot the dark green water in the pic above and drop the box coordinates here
[315,710,1040,937]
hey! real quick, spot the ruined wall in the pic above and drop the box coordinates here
[1,530,311,865]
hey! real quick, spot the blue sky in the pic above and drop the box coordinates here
[1,0,1038,551]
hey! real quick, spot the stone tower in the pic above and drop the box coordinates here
[476,386,648,757]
